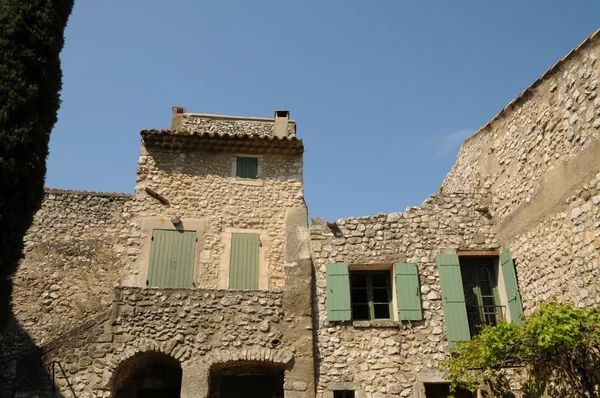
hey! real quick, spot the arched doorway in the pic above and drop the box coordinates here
[209,361,285,398]
[111,352,182,398]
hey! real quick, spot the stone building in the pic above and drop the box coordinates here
[1,28,600,398]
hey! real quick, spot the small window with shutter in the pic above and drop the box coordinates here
[236,156,258,179]
[437,250,524,349]
[325,263,423,322]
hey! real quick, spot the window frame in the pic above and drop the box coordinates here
[350,270,393,321]
[459,256,504,336]
[235,155,259,179]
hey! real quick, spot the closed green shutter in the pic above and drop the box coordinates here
[437,254,471,348]
[229,233,260,290]
[326,263,352,321]
[148,230,196,288]
[395,263,423,321]
[236,157,258,179]
[500,248,524,326]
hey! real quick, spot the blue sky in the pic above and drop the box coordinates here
[47,0,600,221]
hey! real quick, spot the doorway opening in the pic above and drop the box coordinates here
[209,361,285,398]
[111,352,182,398]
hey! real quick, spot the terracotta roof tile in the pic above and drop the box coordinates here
[140,129,304,154]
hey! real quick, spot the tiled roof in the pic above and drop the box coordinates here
[140,129,304,154]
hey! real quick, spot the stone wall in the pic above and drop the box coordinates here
[443,31,600,223]
[310,192,498,398]
[41,287,306,398]
[442,31,600,314]
[511,173,600,313]
[5,189,131,348]
[124,145,305,291]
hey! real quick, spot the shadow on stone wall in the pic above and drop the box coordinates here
[0,311,65,398]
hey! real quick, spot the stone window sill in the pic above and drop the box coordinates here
[352,320,399,328]
[231,178,263,186]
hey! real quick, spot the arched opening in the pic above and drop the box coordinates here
[209,361,284,398]
[111,352,182,398]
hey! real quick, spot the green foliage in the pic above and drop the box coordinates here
[0,0,74,327]
[439,302,600,397]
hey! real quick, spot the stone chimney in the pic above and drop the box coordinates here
[171,106,186,131]
[274,110,290,138]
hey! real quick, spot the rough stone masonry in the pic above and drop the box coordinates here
[1,28,600,398]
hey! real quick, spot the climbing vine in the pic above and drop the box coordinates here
[439,302,600,397]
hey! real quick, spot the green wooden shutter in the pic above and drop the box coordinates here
[236,157,258,179]
[148,230,196,288]
[229,233,260,290]
[500,248,524,326]
[326,263,351,321]
[395,263,423,321]
[437,254,471,348]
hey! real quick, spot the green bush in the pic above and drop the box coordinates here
[439,302,600,397]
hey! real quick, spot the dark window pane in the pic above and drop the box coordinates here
[371,273,388,287]
[236,157,258,179]
[372,288,389,303]
[352,304,369,320]
[350,273,367,288]
[373,304,390,319]
[480,283,492,296]
[334,391,355,398]
[351,288,368,303]
[482,297,495,307]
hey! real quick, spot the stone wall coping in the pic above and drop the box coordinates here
[183,112,296,124]
[309,191,491,226]
[44,188,132,198]
[462,28,600,146]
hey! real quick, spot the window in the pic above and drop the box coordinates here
[461,257,503,336]
[147,229,196,288]
[437,249,524,348]
[424,383,475,398]
[350,271,392,320]
[325,263,423,322]
[229,233,260,290]
[236,156,258,179]
[333,391,355,398]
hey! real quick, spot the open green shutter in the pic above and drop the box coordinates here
[500,248,524,326]
[326,263,351,321]
[395,263,423,321]
[437,254,471,348]
[148,230,196,288]
[229,233,260,290]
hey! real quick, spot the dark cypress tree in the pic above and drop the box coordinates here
[0,0,74,326]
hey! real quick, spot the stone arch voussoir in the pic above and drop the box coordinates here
[207,347,294,370]
[106,339,184,392]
